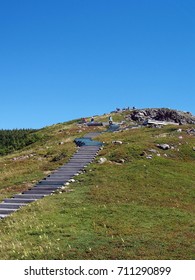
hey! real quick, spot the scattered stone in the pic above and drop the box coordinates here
[177,129,182,132]
[112,140,123,145]
[12,154,35,161]
[148,149,157,153]
[69,179,76,183]
[156,144,170,150]
[140,151,147,156]
[178,136,183,139]
[117,159,125,164]
[98,157,107,164]
[193,147,195,151]
[59,142,64,145]
[146,155,153,159]
[187,128,195,135]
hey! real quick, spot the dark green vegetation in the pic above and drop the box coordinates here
[0,112,195,260]
[0,129,40,155]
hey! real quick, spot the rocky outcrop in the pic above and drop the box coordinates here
[129,108,195,124]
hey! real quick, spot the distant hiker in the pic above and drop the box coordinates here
[90,117,94,122]
[109,115,113,125]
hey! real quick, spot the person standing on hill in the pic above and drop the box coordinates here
[109,115,113,125]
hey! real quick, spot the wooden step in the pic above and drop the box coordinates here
[22,190,54,195]
[0,203,25,209]
[38,181,64,185]
[0,208,18,214]
[4,198,37,204]
[14,194,46,199]
[34,185,62,190]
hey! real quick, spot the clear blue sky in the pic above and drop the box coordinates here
[0,0,194,129]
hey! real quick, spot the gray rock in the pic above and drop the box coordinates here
[187,128,195,135]
[98,157,107,164]
[112,140,123,145]
[117,159,125,163]
[69,179,76,183]
[148,149,157,153]
[146,155,153,159]
[156,144,170,150]
[130,108,195,124]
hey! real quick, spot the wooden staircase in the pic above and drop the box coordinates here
[0,133,103,219]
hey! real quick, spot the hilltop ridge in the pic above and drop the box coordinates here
[111,107,195,124]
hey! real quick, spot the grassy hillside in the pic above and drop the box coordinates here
[0,111,195,259]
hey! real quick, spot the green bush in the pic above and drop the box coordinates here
[0,129,40,155]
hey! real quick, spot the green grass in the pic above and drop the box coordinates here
[0,113,195,259]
